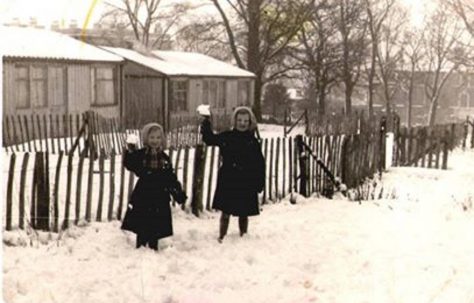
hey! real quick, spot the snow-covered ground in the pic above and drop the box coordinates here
[3,146,474,302]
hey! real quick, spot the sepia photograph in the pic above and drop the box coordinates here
[1,0,474,302]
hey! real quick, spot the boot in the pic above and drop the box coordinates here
[238,216,248,236]
[219,213,230,242]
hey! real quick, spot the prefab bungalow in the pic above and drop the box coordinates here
[102,47,255,130]
[1,26,124,119]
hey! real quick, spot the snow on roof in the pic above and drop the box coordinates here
[0,26,123,62]
[103,46,255,78]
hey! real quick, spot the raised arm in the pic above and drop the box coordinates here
[123,149,146,177]
[200,117,221,146]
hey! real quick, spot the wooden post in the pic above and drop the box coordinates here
[52,152,64,232]
[262,139,268,204]
[206,146,216,211]
[295,135,308,197]
[191,144,206,216]
[96,150,106,222]
[75,153,86,225]
[18,153,30,229]
[275,137,280,200]
[117,154,126,220]
[269,138,274,202]
[85,151,94,222]
[181,146,190,210]
[36,152,51,231]
[6,153,16,231]
[62,153,74,230]
[108,150,116,221]
[442,129,450,170]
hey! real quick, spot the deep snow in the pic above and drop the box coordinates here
[2,145,474,302]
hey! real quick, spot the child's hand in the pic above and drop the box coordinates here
[126,134,139,150]
[175,191,187,205]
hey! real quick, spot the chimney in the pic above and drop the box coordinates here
[51,20,60,31]
[29,17,38,27]
[70,19,78,29]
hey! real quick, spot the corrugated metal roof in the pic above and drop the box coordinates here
[0,26,123,62]
[103,46,255,78]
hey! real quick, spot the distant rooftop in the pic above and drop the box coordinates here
[1,25,123,62]
[103,46,255,78]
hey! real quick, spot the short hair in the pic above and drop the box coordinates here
[231,106,258,131]
[141,122,166,149]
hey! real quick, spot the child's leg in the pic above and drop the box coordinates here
[219,212,230,241]
[238,216,248,236]
[136,233,147,248]
[148,237,159,251]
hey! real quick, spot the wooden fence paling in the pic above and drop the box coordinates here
[6,153,16,231]
[96,150,105,222]
[181,146,190,210]
[108,150,116,221]
[18,153,30,229]
[282,138,287,198]
[442,129,450,169]
[63,153,74,229]
[191,144,206,216]
[288,138,293,195]
[263,139,268,204]
[269,138,274,201]
[11,116,19,152]
[427,130,433,168]
[206,146,216,211]
[35,115,42,151]
[29,115,37,152]
[85,152,94,222]
[56,114,61,152]
[63,114,68,154]
[23,115,32,152]
[117,154,126,220]
[42,115,48,153]
[53,152,64,232]
[275,137,281,200]
[17,116,25,152]
[75,153,86,225]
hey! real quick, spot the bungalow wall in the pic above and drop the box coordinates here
[3,59,122,118]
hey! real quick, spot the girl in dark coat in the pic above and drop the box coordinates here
[121,123,187,250]
[200,106,265,242]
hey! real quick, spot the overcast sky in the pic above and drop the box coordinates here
[0,0,433,29]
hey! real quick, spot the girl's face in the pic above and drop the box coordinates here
[147,129,162,149]
[235,113,251,132]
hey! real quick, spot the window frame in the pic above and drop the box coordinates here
[170,79,189,112]
[91,66,117,107]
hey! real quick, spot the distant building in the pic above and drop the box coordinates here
[1,25,124,119]
[103,47,255,129]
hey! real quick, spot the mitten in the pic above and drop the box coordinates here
[126,133,139,150]
[174,190,187,205]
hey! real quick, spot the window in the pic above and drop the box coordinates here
[14,66,29,109]
[14,65,49,109]
[170,80,188,112]
[92,67,116,106]
[31,67,47,108]
[202,79,226,108]
[238,80,250,106]
[50,67,66,106]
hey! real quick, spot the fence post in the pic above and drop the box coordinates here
[379,116,387,173]
[295,135,308,197]
[442,129,450,170]
[191,144,206,216]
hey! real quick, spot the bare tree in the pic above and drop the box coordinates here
[290,2,340,116]
[174,17,233,61]
[400,27,425,128]
[449,0,474,37]
[100,0,192,48]
[211,0,315,119]
[334,0,368,115]
[423,2,466,126]
[364,0,396,117]
[375,4,407,115]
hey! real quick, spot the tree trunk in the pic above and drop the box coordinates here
[247,0,262,120]
[318,86,326,116]
[345,84,353,115]
[428,97,438,126]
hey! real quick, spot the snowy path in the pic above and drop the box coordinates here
[3,149,474,303]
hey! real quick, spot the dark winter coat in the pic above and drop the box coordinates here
[201,119,265,217]
[121,148,185,239]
